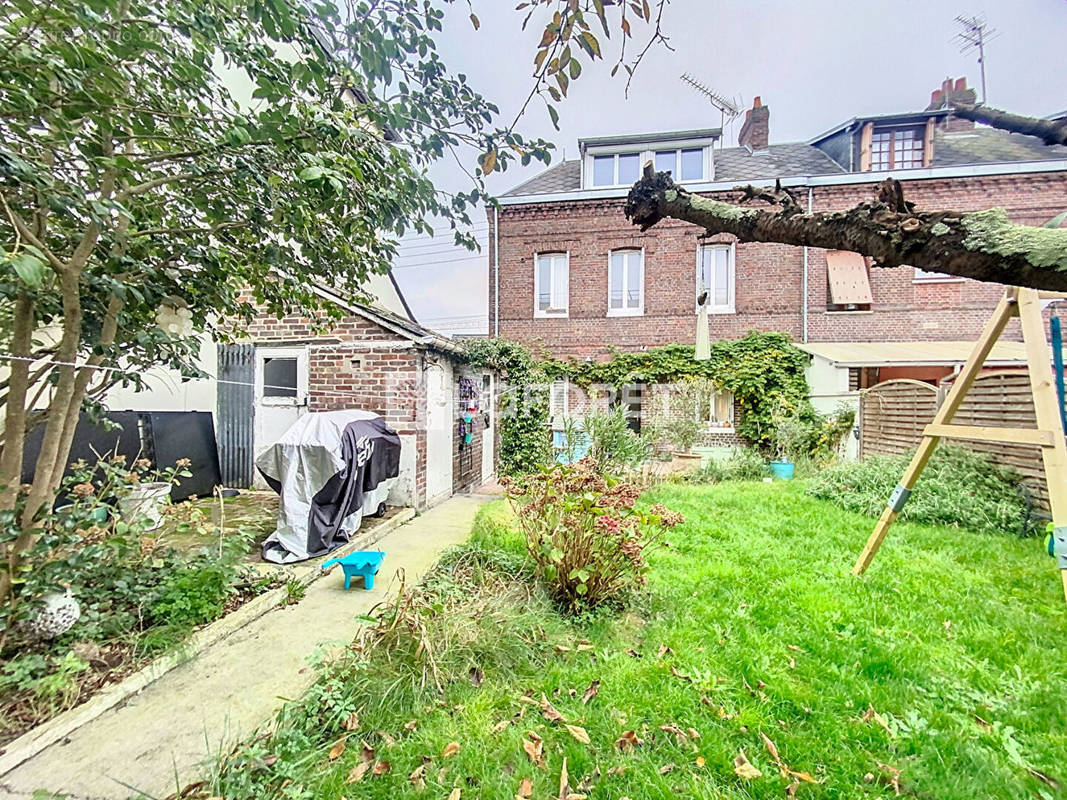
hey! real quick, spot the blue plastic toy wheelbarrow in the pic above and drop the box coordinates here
[321,551,386,590]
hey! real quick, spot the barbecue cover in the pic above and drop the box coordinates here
[255,410,401,563]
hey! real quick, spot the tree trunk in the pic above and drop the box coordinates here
[951,102,1067,147]
[0,294,35,509]
[625,166,1067,291]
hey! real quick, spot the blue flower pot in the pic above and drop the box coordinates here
[769,460,795,480]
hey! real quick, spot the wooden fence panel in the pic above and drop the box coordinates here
[859,371,1049,508]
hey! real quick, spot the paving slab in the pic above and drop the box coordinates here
[1,495,487,800]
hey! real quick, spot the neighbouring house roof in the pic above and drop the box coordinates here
[796,340,1029,368]
[578,128,720,152]
[808,110,952,145]
[931,127,1067,166]
[712,142,846,181]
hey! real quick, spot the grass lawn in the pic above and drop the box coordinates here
[210,481,1067,800]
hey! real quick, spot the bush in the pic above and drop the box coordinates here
[808,445,1033,536]
[690,447,768,483]
[577,406,651,475]
[502,460,682,611]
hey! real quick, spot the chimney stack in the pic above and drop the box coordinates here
[925,77,977,131]
[738,96,770,152]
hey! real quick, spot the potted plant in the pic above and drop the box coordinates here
[769,413,809,480]
[653,379,718,473]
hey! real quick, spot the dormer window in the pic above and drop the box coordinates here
[592,153,641,187]
[654,148,706,182]
[870,126,925,171]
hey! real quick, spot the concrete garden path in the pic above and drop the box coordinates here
[1,494,489,800]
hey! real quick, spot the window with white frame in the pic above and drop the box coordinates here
[535,253,569,317]
[654,147,706,182]
[549,379,568,428]
[608,249,644,315]
[696,389,735,430]
[912,266,964,283]
[591,152,642,187]
[697,244,735,313]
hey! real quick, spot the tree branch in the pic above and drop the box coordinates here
[625,164,1067,291]
[950,102,1067,147]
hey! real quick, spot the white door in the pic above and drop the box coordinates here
[425,362,453,504]
[252,346,309,487]
[481,373,495,484]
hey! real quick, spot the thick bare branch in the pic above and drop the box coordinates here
[951,102,1067,147]
[625,165,1067,291]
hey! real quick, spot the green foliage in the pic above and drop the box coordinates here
[577,406,651,474]
[502,461,682,611]
[552,332,811,446]
[690,447,769,483]
[808,445,1034,537]
[147,564,231,629]
[644,378,718,453]
[463,338,552,475]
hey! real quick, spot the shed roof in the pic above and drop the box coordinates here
[796,340,1029,368]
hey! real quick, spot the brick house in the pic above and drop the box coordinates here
[487,78,1067,453]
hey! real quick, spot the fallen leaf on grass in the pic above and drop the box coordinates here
[377,730,397,747]
[687,727,700,740]
[565,724,590,744]
[372,760,391,777]
[555,644,572,654]
[973,714,992,733]
[1026,767,1060,789]
[523,732,546,768]
[615,730,643,752]
[261,754,279,767]
[581,679,600,705]
[759,731,780,764]
[733,750,763,780]
[343,712,360,731]
[657,644,673,658]
[441,741,461,758]
[558,757,570,800]
[409,763,426,789]
[606,765,628,776]
[359,740,375,763]
[787,644,801,652]
[515,776,534,799]
[447,789,461,800]
[404,719,418,731]
[862,704,895,737]
[328,739,347,760]
[658,764,675,775]
[625,648,642,658]
[346,762,370,783]
[491,719,511,734]
[669,665,692,683]
[877,762,902,796]
[541,693,565,722]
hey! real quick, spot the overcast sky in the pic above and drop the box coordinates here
[390,0,1067,334]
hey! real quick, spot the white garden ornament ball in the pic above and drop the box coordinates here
[155,303,194,337]
[24,590,81,639]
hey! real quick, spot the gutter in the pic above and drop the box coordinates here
[497,158,1067,206]
[803,187,812,343]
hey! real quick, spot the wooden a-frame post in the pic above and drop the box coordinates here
[853,286,1067,603]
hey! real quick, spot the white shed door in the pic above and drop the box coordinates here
[425,362,453,504]
[481,373,495,484]
[252,346,309,487]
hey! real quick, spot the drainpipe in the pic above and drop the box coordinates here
[802,186,812,343]
[493,206,500,338]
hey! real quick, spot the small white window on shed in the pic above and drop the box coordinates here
[535,253,569,317]
[826,250,873,312]
[697,389,734,429]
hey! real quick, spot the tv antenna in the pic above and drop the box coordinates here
[955,14,997,103]
[680,73,742,146]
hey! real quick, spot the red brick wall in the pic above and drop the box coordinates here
[491,171,1067,360]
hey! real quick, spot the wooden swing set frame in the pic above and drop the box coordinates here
[853,286,1067,602]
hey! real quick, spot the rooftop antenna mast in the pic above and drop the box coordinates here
[955,14,996,103]
[680,73,742,148]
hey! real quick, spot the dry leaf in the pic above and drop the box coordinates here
[448,789,461,800]
[669,665,691,683]
[1027,767,1060,789]
[328,739,347,760]
[606,765,627,776]
[658,764,675,774]
[360,740,376,764]
[687,727,700,740]
[625,648,642,658]
[409,763,426,789]
[576,643,594,652]
[404,719,418,732]
[862,704,895,737]
[788,657,796,670]
[733,750,763,780]
[377,730,397,747]
[581,679,600,705]
[788,770,819,783]
[491,719,511,734]
[261,754,279,767]
[554,644,572,654]
[441,741,461,758]
[346,762,370,784]
[470,667,485,687]
[372,760,391,777]
[759,731,780,764]
[877,762,902,796]
[974,714,992,733]
[786,781,799,799]
[522,733,545,767]
[516,775,534,799]
[343,712,360,731]
[615,730,643,752]
[657,724,686,743]
[787,644,801,652]
[565,724,590,744]
[540,693,565,722]
[657,644,672,658]
[564,795,587,800]
[558,756,569,800]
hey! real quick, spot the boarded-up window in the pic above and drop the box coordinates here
[826,250,873,311]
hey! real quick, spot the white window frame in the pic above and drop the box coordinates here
[607,248,645,317]
[255,346,308,407]
[534,252,570,318]
[549,378,569,429]
[583,139,715,189]
[589,152,643,188]
[654,147,708,183]
[696,243,736,315]
[698,388,735,431]
[912,266,965,284]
